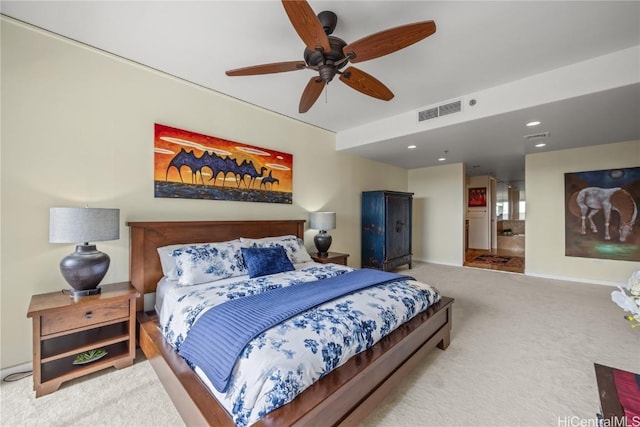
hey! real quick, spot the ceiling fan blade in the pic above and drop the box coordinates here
[226,61,306,76]
[299,76,326,113]
[339,66,394,101]
[344,20,436,63]
[282,0,331,53]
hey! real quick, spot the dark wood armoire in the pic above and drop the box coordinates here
[361,190,413,271]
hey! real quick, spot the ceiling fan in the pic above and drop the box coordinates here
[225,0,436,113]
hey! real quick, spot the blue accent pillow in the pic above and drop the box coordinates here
[241,246,295,279]
[240,235,312,264]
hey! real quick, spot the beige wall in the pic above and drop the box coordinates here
[0,19,407,368]
[409,163,466,266]
[3,17,637,370]
[526,140,640,283]
[408,142,640,276]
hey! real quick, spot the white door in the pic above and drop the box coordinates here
[467,208,489,249]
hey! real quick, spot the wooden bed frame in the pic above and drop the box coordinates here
[128,220,454,426]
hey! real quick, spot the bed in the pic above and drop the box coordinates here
[128,220,454,426]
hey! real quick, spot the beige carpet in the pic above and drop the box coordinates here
[364,263,639,426]
[2,262,638,427]
[0,351,184,427]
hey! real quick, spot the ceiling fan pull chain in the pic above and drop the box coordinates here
[325,84,328,104]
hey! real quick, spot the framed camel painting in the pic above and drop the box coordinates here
[564,167,639,261]
[154,124,293,204]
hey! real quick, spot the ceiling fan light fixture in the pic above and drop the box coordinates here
[319,64,337,82]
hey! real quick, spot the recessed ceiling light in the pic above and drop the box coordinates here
[438,157,446,162]
[535,143,546,148]
[526,121,541,127]
[408,145,417,149]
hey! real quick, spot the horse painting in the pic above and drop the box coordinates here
[568,187,637,242]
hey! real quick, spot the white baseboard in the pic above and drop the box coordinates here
[524,271,623,287]
[412,257,463,267]
[415,258,624,287]
[1,361,32,381]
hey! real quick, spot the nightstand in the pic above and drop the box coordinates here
[310,252,350,266]
[27,282,139,397]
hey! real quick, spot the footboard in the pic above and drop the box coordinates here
[138,311,236,426]
[138,297,453,426]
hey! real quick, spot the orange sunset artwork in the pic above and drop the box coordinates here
[154,124,293,204]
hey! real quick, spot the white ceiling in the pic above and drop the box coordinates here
[3,1,639,190]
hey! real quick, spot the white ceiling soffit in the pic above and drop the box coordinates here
[336,47,639,151]
[341,82,640,181]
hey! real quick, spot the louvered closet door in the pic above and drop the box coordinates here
[385,194,412,261]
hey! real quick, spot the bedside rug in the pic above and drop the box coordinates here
[474,254,510,264]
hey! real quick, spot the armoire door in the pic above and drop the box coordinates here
[385,194,411,261]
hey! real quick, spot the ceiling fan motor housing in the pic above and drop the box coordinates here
[304,36,347,82]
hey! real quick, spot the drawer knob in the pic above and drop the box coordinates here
[85,311,93,319]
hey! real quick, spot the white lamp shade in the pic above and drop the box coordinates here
[50,207,120,244]
[309,212,336,231]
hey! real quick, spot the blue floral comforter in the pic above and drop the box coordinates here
[159,263,440,426]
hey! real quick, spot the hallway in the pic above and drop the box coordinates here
[464,248,525,274]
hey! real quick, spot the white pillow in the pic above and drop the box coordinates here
[157,239,245,282]
[239,235,312,264]
[157,243,189,281]
[174,240,247,285]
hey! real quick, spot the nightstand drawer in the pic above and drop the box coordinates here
[40,300,130,336]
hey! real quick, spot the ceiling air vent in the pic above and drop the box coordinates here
[418,99,462,122]
[524,132,550,140]
[438,100,462,116]
[418,107,438,122]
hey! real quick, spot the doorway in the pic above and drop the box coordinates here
[464,179,525,274]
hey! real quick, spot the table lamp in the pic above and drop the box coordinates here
[309,211,336,257]
[49,207,120,297]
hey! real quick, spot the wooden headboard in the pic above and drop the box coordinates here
[127,220,305,311]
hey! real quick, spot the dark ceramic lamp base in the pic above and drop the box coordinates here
[314,231,332,257]
[68,288,101,297]
[60,244,110,297]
